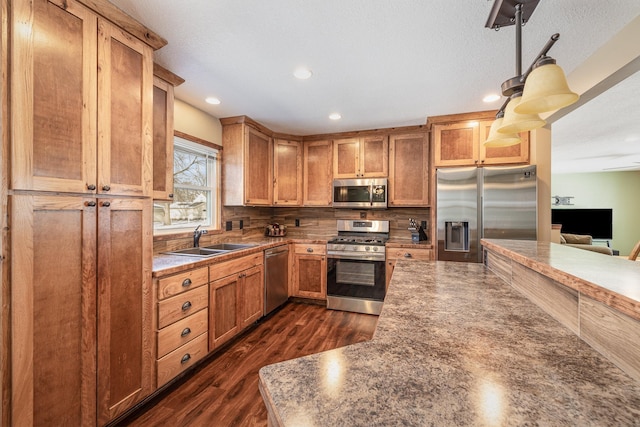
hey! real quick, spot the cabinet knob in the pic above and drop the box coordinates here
[182,278,192,287]
[403,253,412,258]
[168,193,174,198]
[87,184,96,191]
[86,201,97,207]
[101,201,111,207]
[180,354,191,364]
[306,248,313,253]
[181,301,192,311]
[102,185,111,192]
[180,327,191,337]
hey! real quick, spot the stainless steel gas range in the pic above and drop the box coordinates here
[326,219,389,315]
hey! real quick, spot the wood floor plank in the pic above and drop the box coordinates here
[118,302,378,426]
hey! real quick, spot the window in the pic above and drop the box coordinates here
[153,135,220,231]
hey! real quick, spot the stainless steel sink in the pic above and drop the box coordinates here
[202,243,256,251]
[163,247,230,257]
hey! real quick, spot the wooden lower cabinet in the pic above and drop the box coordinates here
[385,245,434,288]
[10,194,153,426]
[291,244,327,299]
[154,266,210,387]
[209,253,264,349]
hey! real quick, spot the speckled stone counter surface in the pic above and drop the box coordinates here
[152,238,324,276]
[259,261,640,426]
[482,239,640,320]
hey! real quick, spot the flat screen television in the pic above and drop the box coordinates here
[551,208,613,240]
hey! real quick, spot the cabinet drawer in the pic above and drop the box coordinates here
[157,267,208,300]
[157,308,208,358]
[156,333,208,387]
[210,252,263,282]
[158,285,209,329]
[386,248,433,261]
[294,244,326,255]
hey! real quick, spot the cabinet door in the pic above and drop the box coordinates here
[240,265,265,329]
[433,122,479,167]
[273,139,302,206]
[10,194,97,426]
[152,76,175,200]
[97,18,153,197]
[479,120,530,165]
[360,135,389,177]
[244,126,273,205]
[11,0,98,193]
[210,274,240,349]
[303,140,333,206]
[388,133,429,206]
[97,197,153,424]
[333,138,360,178]
[293,254,327,299]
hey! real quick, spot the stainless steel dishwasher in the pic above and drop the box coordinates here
[264,245,289,315]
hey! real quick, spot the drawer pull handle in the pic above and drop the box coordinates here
[102,185,111,192]
[181,301,192,311]
[182,278,192,287]
[306,247,313,253]
[101,201,111,207]
[86,201,96,207]
[87,184,96,191]
[180,354,191,364]
[403,253,412,258]
[181,327,191,337]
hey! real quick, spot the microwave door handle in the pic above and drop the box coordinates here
[369,183,373,206]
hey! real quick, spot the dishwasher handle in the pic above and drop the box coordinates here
[265,247,289,258]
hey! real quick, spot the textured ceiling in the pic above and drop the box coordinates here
[109,0,640,173]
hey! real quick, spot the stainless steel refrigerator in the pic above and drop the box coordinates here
[436,165,537,263]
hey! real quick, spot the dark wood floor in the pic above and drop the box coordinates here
[119,302,378,426]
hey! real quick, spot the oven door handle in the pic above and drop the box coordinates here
[327,253,385,262]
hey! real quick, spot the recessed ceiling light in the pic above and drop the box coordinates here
[483,94,501,103]
[205,97,221,105]
[293,67,313,80]
[329,113,342,121]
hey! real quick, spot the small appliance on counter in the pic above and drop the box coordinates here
[265,223,287,237]
[408,218,428,242]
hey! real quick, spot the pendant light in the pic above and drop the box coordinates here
[498,94,546,134]
[485,116,522,147]
[515,56,579,114]
[484,0,579,144]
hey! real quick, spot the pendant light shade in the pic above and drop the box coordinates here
[484,117,521,147]
[497,95,546,134]
[514,57,579,114]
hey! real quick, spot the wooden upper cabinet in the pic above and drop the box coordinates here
[11,0,98,193]
[388,133,429,207]
[333,136,388,178]
[433,117,529,167]
[222,120,273,206]
[152,65,184,200]
[97,18,153,197]
[303,140,333,206]
[478,120,530,165]
[11,1,154,196]
[273,139,302,206]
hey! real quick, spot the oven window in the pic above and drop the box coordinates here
[336,261,375,286]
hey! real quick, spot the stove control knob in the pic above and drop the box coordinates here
[372,246,379,252]
[340,245,346,251]
[365,246,370,251]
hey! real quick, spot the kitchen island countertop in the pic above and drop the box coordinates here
[259,260,640,426]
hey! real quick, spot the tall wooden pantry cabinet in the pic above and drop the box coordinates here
[2,0,167,425]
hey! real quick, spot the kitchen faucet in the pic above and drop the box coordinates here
[193,225,207,247]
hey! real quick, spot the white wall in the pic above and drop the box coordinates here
[174,99,223,145]
[551,171,640,255]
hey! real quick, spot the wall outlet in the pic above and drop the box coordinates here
[295,219,300,227]
[226,221,232,231]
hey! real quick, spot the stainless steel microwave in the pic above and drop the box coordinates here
[332,178,387,209]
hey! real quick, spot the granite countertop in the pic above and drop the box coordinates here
[259,261,640,426]
[152,238,326,276]
[481,239,640,320]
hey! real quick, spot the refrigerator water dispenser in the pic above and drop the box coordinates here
[445,221,469,252]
